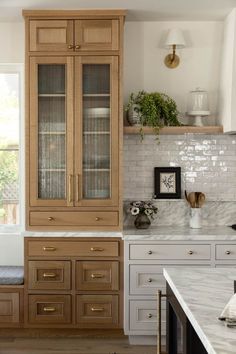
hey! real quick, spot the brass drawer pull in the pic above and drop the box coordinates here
[148,250,153,255]
[188,250,194,255]
[75,44,81,49]
[68,174,73,203]
[48,217,54,221]
[76,174,80,202]
[91,307,104,312]
[90,247,104,252]
[148,278,152,283]
[43,273,56,278]
[43,307,56,313]
[226,250,231,255]
[68,44,74,49]
[91,273,104,279]
[43,247,56,252]
[95,217,101,221]
[148,313,153,318]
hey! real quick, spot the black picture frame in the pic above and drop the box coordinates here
[154,167,181,199]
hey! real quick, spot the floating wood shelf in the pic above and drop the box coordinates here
[123,125,223,135]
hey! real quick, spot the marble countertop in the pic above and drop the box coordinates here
[22,231,123,238]
[164,267,236,354]
[123,226,236,240]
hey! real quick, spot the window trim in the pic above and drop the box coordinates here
[0,64,24,233]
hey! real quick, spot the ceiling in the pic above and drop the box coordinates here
[0,0,236,22]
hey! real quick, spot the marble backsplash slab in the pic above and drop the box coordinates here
[123,200,236,227]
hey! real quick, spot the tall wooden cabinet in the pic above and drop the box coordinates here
[23,10,126,230]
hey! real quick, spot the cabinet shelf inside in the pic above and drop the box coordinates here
[39,132,65,135]
[38,94,65,97]
[83,94,110,97]
[38,168,65,172]
[83,131,110,135]
[83,168,110,172]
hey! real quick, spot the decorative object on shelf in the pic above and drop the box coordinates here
[164,28,186,69]
[125,90,181,139]
[128,200,158,229]
[185,191,206,229]
[154,167,181,199]
[127,103,142,126]
[187,88,210,126]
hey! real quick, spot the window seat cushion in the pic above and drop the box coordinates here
[0,266,24,285]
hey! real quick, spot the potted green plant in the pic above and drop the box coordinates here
[125,90,181,139]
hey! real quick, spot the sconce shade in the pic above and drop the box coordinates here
[165,28,186,48]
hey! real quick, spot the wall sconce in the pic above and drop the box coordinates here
[164,28,186,69]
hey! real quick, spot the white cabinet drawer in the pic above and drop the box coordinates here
[130,265,165,295]
[216,245,236,260]
[130,244,211,260]
[130,300,165,333]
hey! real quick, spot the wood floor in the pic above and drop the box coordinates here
[0,336,156,354]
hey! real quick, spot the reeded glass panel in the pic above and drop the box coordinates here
[82,64,111,199]
[38,64,66,199]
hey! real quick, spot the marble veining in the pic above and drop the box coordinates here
[22,231,123,238]
[164,268,236,354]
[123,226,236,240]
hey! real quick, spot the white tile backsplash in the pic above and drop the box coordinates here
[123,133,236,226]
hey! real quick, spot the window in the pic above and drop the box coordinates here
[0,65,22,228]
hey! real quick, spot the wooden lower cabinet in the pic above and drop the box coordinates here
[0,288,24,327]
[24,237,123,329]
[77,295,118,327]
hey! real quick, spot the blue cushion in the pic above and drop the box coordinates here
[0,266,24,285]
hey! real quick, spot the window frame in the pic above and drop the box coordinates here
[0,64,24,234]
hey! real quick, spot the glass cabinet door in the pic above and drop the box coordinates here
[29,57,73,206]
[74,56,119,207]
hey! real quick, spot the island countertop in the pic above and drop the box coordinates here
[164,267,236,354]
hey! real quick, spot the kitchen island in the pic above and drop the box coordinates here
[164,268,236,354]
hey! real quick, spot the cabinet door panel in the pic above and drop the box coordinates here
[75,20,119,51]
[29,20,74,52]
[29,57,74,207]
[74,56,119,207]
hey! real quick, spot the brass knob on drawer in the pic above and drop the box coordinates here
[91,307,104,312]
[148,278,152,283]
[43,273,56,278]
[95,217,100,221]
[75,44,81,49]
[43,307,56,312]
[148,313,153,318]
[188,250,193,255]
[43,246,56,252]
[68,44,74,49]
[90,247,104,252]
[148,250,153,255]
[91,273,104,279]
[226,250,231,255]
[48,217,54,221]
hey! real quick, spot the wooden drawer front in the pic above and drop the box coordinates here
[130,244,211,260]
[130,265,165,295]
[77,295,118,325]
[130,300,165,333]
[29,211,119,227]
[216,245,236,260]
[28,295,71,324]
[28,261,71,290]
[27,241,119,257]
[75,20,119,51]
[76,261,119,291]
[0,293,20,324]
[29,20,74,51]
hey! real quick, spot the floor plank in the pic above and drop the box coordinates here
[0,337,156,354]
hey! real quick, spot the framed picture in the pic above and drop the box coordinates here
[154,167,181,199]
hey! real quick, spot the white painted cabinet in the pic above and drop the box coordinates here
[124,239,236,345]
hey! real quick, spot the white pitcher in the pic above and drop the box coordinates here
[189,208,201,229]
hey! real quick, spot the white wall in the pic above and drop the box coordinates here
[124,21,223,124]
[0,22,24,63]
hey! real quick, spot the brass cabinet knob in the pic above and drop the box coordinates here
[148,250,152,255]
[148,313,153,318]
[188,250,193,255]
[43,307,56,312]
[95,217,100,221]
[226,250,231,255]
[68,44,74,49]
[48,217,54,221]
[148,278,152,283]
[75,44,81,49]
